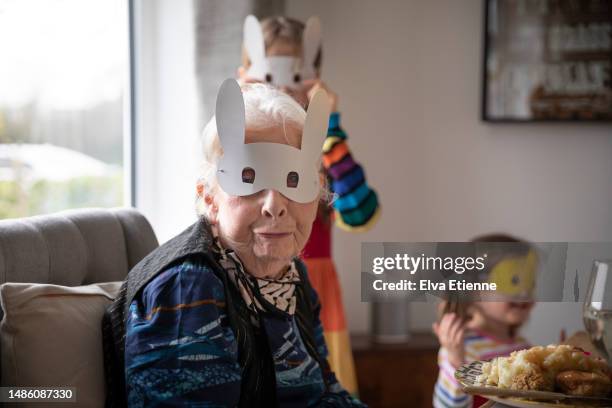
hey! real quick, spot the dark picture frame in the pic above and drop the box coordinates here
[482,0,612,122]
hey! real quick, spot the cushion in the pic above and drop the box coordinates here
[0,281,123,407]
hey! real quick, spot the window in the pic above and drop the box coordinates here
[0,0,130,219]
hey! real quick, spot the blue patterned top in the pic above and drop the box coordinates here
[124,256,366,407]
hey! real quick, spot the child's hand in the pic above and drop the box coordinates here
[303,79,338,112]
[432,313,466,369]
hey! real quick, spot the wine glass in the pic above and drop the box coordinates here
[583,260,612,363]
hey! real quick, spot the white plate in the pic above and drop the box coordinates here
[486,395,603,408]
[455,361,612,407]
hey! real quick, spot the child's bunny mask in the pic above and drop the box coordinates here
[243,15,321,90]
[215,79,330,203]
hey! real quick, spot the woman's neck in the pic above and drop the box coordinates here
[242,255,290,279]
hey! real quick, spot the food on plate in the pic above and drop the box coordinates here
[555,370,612,397]
[477,344,611,397]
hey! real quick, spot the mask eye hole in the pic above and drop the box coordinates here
[242,167,255,184]
[286,171,299,188]
[511,275,520,286]
[293,73,301,83]
[265,73,273,83]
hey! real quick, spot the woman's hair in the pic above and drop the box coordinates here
[241,16,322,71]
[196,82,329,216]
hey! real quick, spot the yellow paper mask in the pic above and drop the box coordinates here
[487,249,538,299]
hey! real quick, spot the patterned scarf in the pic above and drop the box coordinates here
[211,232,301,316]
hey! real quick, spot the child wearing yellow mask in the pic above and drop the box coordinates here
[432,234,537,408]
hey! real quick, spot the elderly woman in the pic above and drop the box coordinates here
[102,80,366,407]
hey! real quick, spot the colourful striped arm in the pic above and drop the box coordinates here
[323,112,380,232]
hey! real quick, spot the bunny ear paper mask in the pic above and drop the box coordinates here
[243,15,322,90]
[215,79,330,203]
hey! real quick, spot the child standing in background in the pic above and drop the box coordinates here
[432,235,537,408]
[238,16,380,396]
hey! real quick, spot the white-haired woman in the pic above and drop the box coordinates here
[102,81,367,407]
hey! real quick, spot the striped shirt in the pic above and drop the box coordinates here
[433,330,530,408]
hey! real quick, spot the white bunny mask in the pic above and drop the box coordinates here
[215,79,331,203]
[243,15,321,90]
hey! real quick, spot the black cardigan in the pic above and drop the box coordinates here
[101,219,328,407]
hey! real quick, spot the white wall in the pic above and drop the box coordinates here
[286,0,612,343]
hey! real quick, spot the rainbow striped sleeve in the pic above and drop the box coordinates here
[323,112,380,232]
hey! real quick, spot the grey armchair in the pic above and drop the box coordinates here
[0,207,158,403]
[0,207,158,320]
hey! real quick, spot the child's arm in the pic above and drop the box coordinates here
[433,348,473,408]
[304,79,380,232]
[323,112,380,232]
[432,313,471,407]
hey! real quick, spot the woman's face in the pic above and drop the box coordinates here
[210,123,320,278]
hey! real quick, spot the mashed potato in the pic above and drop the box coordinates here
[478,345,611,393]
